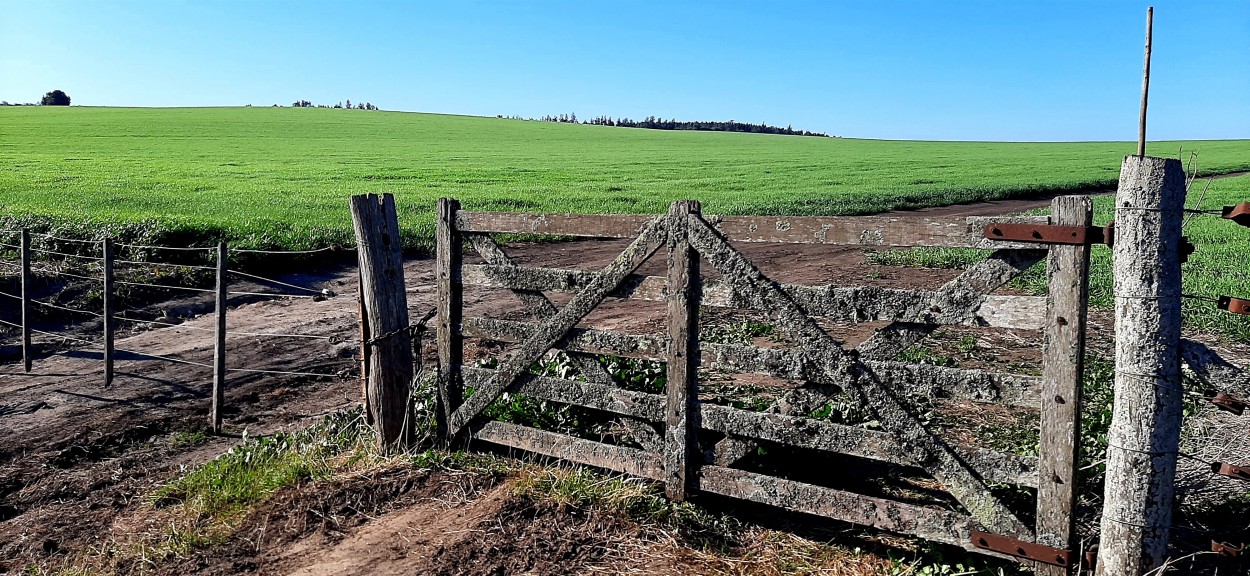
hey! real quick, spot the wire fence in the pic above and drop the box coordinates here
[0,228,362,432]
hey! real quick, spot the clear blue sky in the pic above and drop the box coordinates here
[2,0,1246,141]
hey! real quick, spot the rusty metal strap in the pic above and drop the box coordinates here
[1218,296,1250,316]
[970,530,1073,567]
[1211,392,1247,416]
[1212,462,1250,481]
[982,222,1113,246]
[1223,202,1250,226]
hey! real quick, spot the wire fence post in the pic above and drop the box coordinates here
[103,237,115,387]
[1096,155,1186,575]
[435,198,463,444]
[210,241,227,433]
[20,229,32,373]
[350,194,414,452]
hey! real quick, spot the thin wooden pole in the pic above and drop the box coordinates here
[20,229,31,373]
[210,241,227,433]
[1095,156,1186,576]
[1035,196,1092,576]
[664,200,700,500]
[350,193,414,451]
[435,198,463,443]
[103,237,115,387]
[1137,6,1153,157]
[357,276,372,426]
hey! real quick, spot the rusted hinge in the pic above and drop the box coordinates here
[983,222,1113,246]
[1223,202,1250,227]
[970,531,1073,567]
[1212,462,1250,480]
[1211,391,1247,416]
[1217,296,1250,316]
[1213,540,1243,557]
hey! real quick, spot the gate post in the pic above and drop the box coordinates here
[350,193,415,451]
[665,200,700,500]
[435,198,464,443]
[1095,156,1186,575]
[1037,195,1092,575]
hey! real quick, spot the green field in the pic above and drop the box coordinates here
[2,106,1249,250]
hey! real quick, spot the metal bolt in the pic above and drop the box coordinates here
[1056,316,1068,326]
[1054,395,1065,404]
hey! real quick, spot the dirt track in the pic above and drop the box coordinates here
[2,191,1245,573]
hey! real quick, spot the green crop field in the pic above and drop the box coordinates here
[2,106,1249,250]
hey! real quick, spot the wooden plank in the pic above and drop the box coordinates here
[461,316,664,360]
[460,366,1037,487]
[699,403,1038,487]
[210,242,227,434]
[102,238,114,388]
[1035,196,1091,575]
[351,193,415,450]
[707,214,1049,249]
[665,200,701,500]
[687,214,1031,537]
[357,274,372,426]
[702,342,1041,408]
[20,229,31,373]
[456,211,655,238]
[473,421,664,480]
[447,217,666,437]
[436,199,464,441]
[462,263,1044,328]
[696,465,1003,556]
[466,233,618,387]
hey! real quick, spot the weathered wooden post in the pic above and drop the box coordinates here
[1095,156,1186,575]
[20,229,31,373]
[210,241,227,433]
[350,193,414,451]
[665,200,700,500]
[435,198,463,443]
[103,237,115,387]
[1036,196,1092,575]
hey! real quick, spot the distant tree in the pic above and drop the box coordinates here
[41,90,71,106]
[346,99,351,109]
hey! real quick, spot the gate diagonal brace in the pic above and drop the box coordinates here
[1212,462,1250,481]
[971,530,1074,568]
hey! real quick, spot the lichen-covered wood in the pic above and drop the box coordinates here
[705,213,1049,249]
[435,198,464,441]
[665,200,701,500]
[457,211,655,238]
[461,317,665,359]
[447,217,666,437]
[687,214,1032,537]
[473,421,664,480]
[461,263,1044,328]
[696,465,1009,557]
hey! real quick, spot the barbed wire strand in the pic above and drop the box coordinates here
[114,280,215,294]
[31,234,103,245]
[29,299,104,318]
[227,290,317,299]
[0,242,19,250]
[230,245,356,254]
[227,269,331,295]
[115,259,218,272]
[27,247,104,261]
[29,268,103,283]
[116,242,215,252]
[115,315,334,340]
[0,290,19,300]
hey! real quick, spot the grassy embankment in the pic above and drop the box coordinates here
[3,106,1249,250]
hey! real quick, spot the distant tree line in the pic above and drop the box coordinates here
[507,112,830,137]
[290,99,380,110]
[2,90,72,106]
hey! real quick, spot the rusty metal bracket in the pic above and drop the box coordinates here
[1223,202,1250,227]
[970,530,1073,567]
[1213,540,1243,557]
[983,222,1113,246]
[1218,296,1250,316]
[1180,236,1195,263]
[1212,392,1247,416]
[1212,462,1250,481]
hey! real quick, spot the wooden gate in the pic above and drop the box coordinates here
[434,196,1092,570]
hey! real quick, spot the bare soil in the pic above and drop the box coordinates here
[2,194,1246,574]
